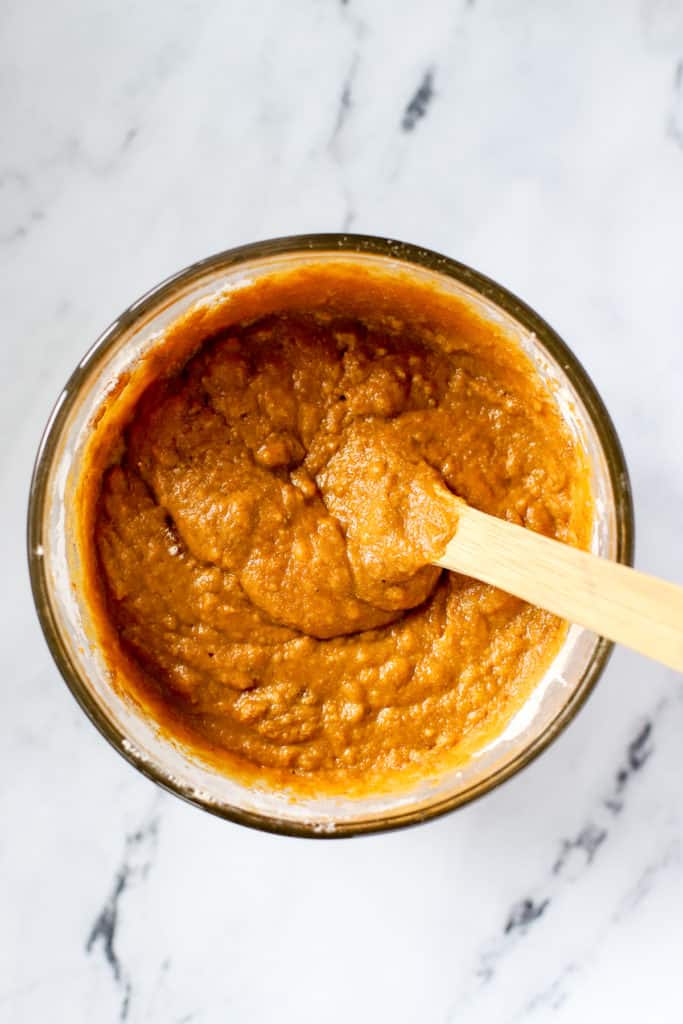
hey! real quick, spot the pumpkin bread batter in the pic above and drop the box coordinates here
[85,263,592,795]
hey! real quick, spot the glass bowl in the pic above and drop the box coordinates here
[27,234,634,837]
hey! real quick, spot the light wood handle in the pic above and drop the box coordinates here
[435,503,683,672]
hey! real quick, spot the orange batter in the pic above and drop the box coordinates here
[82,262,592,795]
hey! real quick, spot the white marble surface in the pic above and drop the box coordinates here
[3,0,683,1020]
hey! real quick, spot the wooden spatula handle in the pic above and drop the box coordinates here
[436,503,683,672]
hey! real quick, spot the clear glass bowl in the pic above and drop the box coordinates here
[27,234,634,837]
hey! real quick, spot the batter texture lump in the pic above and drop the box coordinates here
[86,264,592,794]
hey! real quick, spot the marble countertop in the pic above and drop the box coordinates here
[3,1,683,1020]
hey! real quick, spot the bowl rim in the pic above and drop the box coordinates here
[26,233,635,838]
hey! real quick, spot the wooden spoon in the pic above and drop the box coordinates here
[435,498,683,672]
